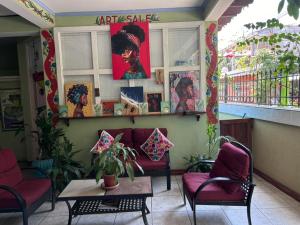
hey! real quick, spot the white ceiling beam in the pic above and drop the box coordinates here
[1,0,54,28]
[204,0,234,21]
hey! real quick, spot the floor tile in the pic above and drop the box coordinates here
[253,192,295,209]
[152,196,186,212]
[188,209,232,225]
[114,212,152,225]
[152,211,191,225]
[1,214,46,225]
[224,208,272,225]
[77,214,116,225]
[261,207,300,225]
[42,215,79,225]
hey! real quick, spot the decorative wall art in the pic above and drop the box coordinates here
[160,101,170,113]
[0,90,24,131]
[114,103,124,116]
[138,102,148,114]
[102,100,118,116]
[170,71,200,113]
[59,105,68,117]
[120,87,144,115]
[111,22,151,80]
[65,82,93,118]
[145,92,162,114]
[155,69,164,84]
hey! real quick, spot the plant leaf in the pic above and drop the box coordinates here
[278,0,285,13]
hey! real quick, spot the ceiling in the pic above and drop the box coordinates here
[0,4,16,16]
[41,0,206,13]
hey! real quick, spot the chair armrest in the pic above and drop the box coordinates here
[195,176,245,197]
[21,167,49,178]
[0,185,26,209]
[185,160,215,172]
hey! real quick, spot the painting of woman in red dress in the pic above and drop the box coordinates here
[111,22,151,80]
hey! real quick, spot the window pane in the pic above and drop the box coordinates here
[150,30,163,67]
[168,28,199,67]
[99,74,128,100]
[133,73,164,94]
[97,31,112,69]
[61,33,93,70]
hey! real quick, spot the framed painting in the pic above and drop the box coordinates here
[169,71,200,113]
[145,92,163,114]
[64,82,94,118]
[111,22,151,80]
[102,100,118,116]
[0,90,24,131]
[120,87,144,115]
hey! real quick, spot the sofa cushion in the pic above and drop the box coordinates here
[0,149,23,187]
[135,154,168,170]
[140,128,174,161]
[98,128,133,148]
[209,142,250,193]
[0,179,51,209]
[91,130,114,153]
[133,128,168,155]
[183,172,245,202]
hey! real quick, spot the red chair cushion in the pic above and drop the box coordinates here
[133,128,168,155]
[0,149,23,187]
[183,172,245,202]
[135,154,168,171]
[209,142,250,193]
[98,128,133,148]
[0,179,51,209]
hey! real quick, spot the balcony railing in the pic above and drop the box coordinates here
[219,68,300,108]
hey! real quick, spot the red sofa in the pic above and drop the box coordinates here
[97,128,171,190]
[0,149,55,225]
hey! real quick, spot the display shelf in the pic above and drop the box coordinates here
[60,111,205,126]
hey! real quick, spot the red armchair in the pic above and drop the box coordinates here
[182,141,255,225]
[0,149,55,225]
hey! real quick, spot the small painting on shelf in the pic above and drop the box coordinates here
[114,103,124,116]
[102,100,118,116]
[145,92,162,114]
[120,86,143,115]
[169,71,200,113]
[0,90,24,131]
[111,22,151,80]
[161,101,170,114]
[65,82,93,118]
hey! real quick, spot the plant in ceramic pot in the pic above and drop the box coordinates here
[93,133,143,188]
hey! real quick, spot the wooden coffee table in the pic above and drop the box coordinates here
[57,176,153,225]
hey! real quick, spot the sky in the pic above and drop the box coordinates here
[218,0,300,50]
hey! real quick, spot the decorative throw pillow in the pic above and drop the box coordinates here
[140,128,174,161]
[91,130,114,153]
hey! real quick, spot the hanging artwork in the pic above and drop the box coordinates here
[111,22,151,80]
[0,90,24,131]
[102,100,118,116]
[120,87,144,115]
[170,72,200,113]
[64,82,93,118]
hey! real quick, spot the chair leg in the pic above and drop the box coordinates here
[247,205,252,225]
[51,190,56,211]
[166,170,171,190]
[22,211,28,225]
[182,185,186,205]
[193,203,197,225]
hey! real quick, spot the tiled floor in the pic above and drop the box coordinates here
[1,175,300,225]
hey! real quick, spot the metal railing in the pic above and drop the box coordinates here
[219,68,300,107]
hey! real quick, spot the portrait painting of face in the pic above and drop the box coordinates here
[65,82,93,118]
[169,72,200,113]
[146,92,162,114]
[111,22,151,80]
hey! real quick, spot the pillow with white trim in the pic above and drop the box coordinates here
[91,130,114,153]
[140,128,174,161]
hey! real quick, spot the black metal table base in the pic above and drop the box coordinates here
[65,197,150,225]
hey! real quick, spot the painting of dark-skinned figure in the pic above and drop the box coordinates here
[65,82,93,118]
[111,22,151,80]
[170,71,200,113]
[120,87,144,115]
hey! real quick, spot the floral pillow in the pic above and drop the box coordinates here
[140,128,174,161]
[91,130,114,153]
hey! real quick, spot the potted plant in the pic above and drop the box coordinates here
[93,133,144,189]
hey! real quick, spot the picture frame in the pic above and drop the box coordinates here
[145,92,163,114]
[120,87,144,115]
[0,89,24,131]
[102,100,119,116]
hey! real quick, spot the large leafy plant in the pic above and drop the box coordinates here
[93,133,144,183]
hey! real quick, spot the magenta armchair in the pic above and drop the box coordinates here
[182,141,255,225]
[0,149,55,225]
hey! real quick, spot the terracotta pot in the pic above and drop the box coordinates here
[103,175,117,188]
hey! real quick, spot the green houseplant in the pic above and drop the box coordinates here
[93,133,144,188]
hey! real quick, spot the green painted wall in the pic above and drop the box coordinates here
[62,114,208,170]
[0,16,39,33]
[252,120,300,195]
[55,10,201,27]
